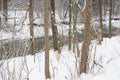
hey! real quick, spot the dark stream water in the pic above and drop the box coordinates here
[0,35,70,60]
[0,32,83,60]
[0,28,118,60]
[0,37,47,59]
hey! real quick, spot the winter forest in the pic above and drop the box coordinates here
[0,0,120,80]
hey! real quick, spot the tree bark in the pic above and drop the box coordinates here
[29,0,34,55]
[3,0,7,22]
[80,0,92,74]
[50,0,60,53]
[0,0,2,11]
[103,0,107,17]
[99,0,103,44]
[73,1,77,54]
[68,0,72,50]
[44,0,50,79]
[109,0,112,38]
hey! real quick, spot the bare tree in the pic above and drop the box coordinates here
[109,0,112,38]
[3,0,8,22]
[79,0,93,74]
[72,1,79,55]
[29,0,34,55]
[0,0,2,28]
[99,0,103,44]
[68,0,72,50]
[103,0,107,19]
[50,0,60,53]
[0,0,2,11]
[44,0,50,79]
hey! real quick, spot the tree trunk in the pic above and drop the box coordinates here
[3,0,7,22]
[99,0,103,44]
[0,0,1,30]
[68,0,72,50]
[73,1,77,54]
[112,0,115,16]
[0,0,2,11]
[29,0,34,55]
[50,0,60,53]
[44,0,50,79]
[109,0,112,38]
[80,0,92,74]
[103,0,107,17]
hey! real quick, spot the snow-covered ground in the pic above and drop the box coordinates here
[0,36,120,80]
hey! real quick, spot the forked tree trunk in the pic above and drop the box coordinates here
[80,0,92,74]
[29,0,34,55]
[44,0,50,79]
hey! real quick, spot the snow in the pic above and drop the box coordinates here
[1,18,119,41]
[0,49,77,80]
[0,10,119,40]
[0,10,120,80]
[0,36,120,80]
[78,36,120,80]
